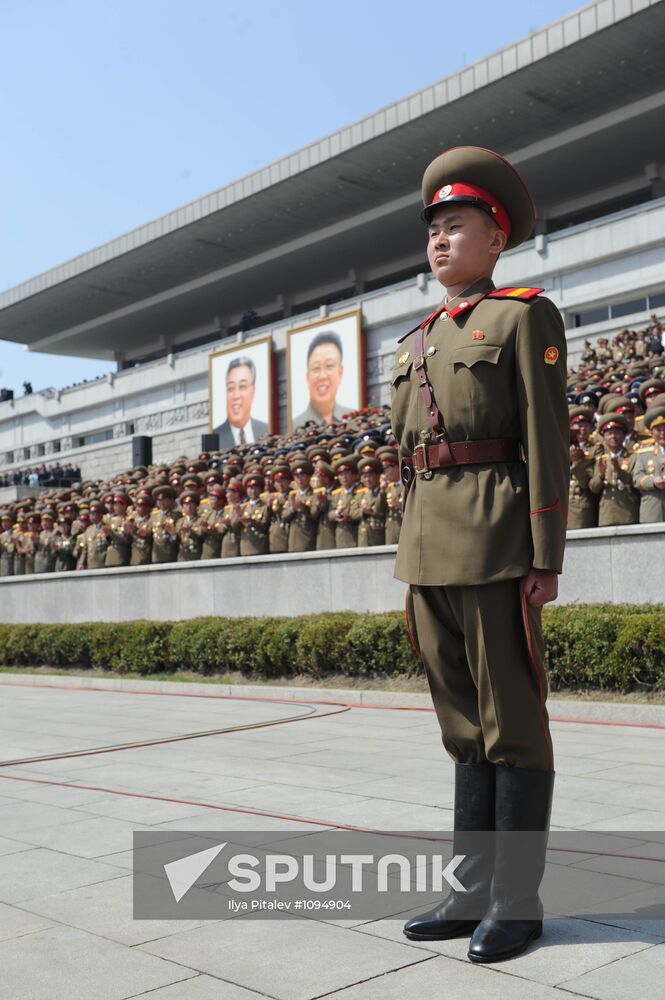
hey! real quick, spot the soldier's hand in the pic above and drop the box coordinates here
[654,476,665,489]
[569,445,583,463]
[524,569,558,607]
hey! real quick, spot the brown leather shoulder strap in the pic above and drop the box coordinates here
[414,324,447,437]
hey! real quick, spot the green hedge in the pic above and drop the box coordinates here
[0,605,663,692]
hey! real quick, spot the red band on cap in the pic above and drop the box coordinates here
[431,182,512,239]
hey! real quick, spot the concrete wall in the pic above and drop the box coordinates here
[1,197,664,483]
[1,525,663,624]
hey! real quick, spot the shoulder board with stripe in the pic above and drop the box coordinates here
[486,287,544,301]
[331,487,342,495]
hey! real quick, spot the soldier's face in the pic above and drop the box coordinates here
[652,424,665,446]
[247,484,261,499]
[381,461,399,482]
[183,500,198,514]
[306,344,343,414]
[361,470,379,489]
[157,496,174,511]
[90,509,102,523]
[294,472,311,490]
[226,365,256,428]
[275,475,290,493]
[338,469,356,488]
[427,205,506,292]
[603,428,625,451]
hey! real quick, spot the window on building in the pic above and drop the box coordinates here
[610,298,647,319]
[52,440,61,452]
[648,291,665,310]
[572,306,610,328]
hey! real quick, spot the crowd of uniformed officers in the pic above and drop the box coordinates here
[0,415,405,575]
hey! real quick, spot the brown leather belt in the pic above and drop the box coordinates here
[401,438,522,484]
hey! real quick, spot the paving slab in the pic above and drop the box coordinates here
[560,940,665,999]
[126,976,268,999]
[0,847,126,904]
[0,902,54,943]
[0,924,196,1000]
[139,914,431,1000]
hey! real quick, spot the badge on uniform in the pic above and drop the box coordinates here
[472,330,485,340]
[544,346,559,365]
[398,352,410,365]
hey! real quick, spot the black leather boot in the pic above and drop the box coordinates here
[468,766,555,963]
[403,762,495,941]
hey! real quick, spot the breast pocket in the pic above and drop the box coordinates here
[449,345,502,369]
[390,360,414,386]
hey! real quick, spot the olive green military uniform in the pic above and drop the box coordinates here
[53,533,78,572]
[328,485,362,549]
[267,492,291,553]
[150,509,181,563]
[568,455,598,529]
[312,487,337,550]
[353,486,387,546]
[0,526,15,576]
[77,522,109,569]
[104,514,132,567]
[630,443,665,522]
[200,508,226,559]
[384,480,404,544]
[128,513,153,566]
[220,503,241,558]
[34,528,57,574]
[20,531,39,575]
[13,527,26,576]
[284,489,317,552]
[177,513,204,561]
[238,498,270,556]
[392,278,568,772]
[589,448,639,525]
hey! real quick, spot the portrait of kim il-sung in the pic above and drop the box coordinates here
[208,336,273,448]
[287,309,363,431]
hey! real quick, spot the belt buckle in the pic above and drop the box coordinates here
[414,443,429,475]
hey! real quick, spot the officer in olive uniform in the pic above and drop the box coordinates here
[393,147,568,963]
[150,485,181,563]
[284,460,318,552]
[220,479,243,558]
[328,455,363,548]
[589,414,640,525]
[238,473,270,555]
[176,491,204,561]
[377,446,404,544]
[34,510,58,573]
[200,485,227,559]
[267,464,292,554]
[567,407,598,529]
[312,461,338,551]
[0,512,15,576]
[103,492,132,567]
[353,456,387,546]
[53,518,78,571]
[77,500,109,569]
[127,495,154,565]
[629,406,665,522]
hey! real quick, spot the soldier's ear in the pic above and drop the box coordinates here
[489,227,508,256]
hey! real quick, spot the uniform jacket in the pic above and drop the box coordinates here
[630,444,665,523]
[390,277,569,586]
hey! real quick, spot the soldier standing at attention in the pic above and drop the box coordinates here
[377,445,404,544]
[284,460,317,552]
[34,509,58,573]
[126,494,154,565]
[589,414,640,525]
[629,405,665,522]
[220,479,243,558]
[53,517,78,572]
[238,473,270,556]
[328,455,362,548]
[151,485,180,564]
[354,456,387,546]
[392,147,568,963]
[567,408,598,529]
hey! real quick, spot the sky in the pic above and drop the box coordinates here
[0,0,581,395]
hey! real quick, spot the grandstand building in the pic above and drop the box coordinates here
[1,0,664,482]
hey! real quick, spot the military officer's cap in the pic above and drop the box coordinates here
[180,491,199,505]
[260,455,275,468]
[597,413,628,434]
[244,473,265,489]
[354,438,378,455]
[41,509,56,520]
[222,462,242,477]
[291,459,314,476]
[625,390,644,408]
[596,393,622,415]
[568,406,594,426]
[376,445,399,464]
[203,470,223,484]
[639,378,665,402]
[153,484,177,500]
[208,485,226,498]
[329,444,350,461]
[644,406,665,431]
[358,456,382,475]
[332,455,358,474]
[575,390,599,407]
[113,491,130,505]
[314,461,336,479]
[134,492,153,507]
[186,460,207,473]
[226,477,245,495]
[606,395,635,415]
[272,462,292,477]
[420,146,535,250]
[180,473,202,490]
[89,499,104,511]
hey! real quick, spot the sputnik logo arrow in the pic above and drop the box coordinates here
[164,842,227,902]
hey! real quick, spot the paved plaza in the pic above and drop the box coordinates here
[0,674,663,999]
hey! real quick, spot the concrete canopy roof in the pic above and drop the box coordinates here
[2,0,665,360]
